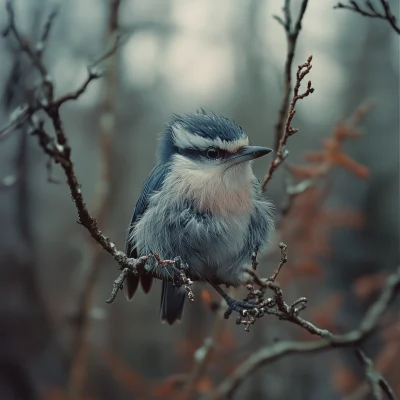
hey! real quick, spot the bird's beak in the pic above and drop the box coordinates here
[228,146,273,165]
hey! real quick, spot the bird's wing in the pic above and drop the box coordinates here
[125,163,169,257]
[124,163,169,299]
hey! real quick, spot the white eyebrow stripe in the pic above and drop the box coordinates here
[172,125,249,152]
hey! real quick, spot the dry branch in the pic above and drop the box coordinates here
[66,1,121,397]
[355,348,398,400]
[272,0,310,154]
[1,2,193,297]
[262,55,314,191]
[207,265,400,399]
[334,0,400,34]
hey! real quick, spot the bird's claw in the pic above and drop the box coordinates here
[223,297,259,319]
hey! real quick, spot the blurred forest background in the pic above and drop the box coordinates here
[0,0,399,399]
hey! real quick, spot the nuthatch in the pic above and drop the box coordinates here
[125,110,274,324]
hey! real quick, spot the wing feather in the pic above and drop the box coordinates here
[124,163,169,299]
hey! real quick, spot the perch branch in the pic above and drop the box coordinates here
[207,264,400,399]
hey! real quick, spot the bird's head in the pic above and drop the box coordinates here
[159,110,271,169]
[158,110,272,213]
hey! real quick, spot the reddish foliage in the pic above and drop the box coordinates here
[151,374,186,398]
[103,351,146,395]
[331,364,360,395]
[201,289,212,306]
[44,387,95,400]
[218,329,236,351]
[289,103,371,180]
[382,320,400,342]
[308,293,343,332]
[375,341,400,372]
[176,338,197,358]
[196,377,214,394]
[353,273,387,300]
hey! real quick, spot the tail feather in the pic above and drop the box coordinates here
[160,281,185,324]
[124,273,139,300]
[140,274,153,293]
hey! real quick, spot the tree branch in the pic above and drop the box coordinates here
[271,0,310,154]
[207,265,400,399]
[355,348,398,400]
[262,55,314,191]
[334,0,400,34]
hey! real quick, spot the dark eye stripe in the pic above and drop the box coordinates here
[179,146,230,160]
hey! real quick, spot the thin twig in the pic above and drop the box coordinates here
[269,241,288,281]
[271,0,310,154]
[36,7,58,57]
[334,0,400,34]
[65,1,122,399]
[355,348,398,400]
[262,55,314,191]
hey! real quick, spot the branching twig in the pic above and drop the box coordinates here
[227,242,314,333]
[36,7,58,57]
[66,2,121,398]
[334,1,400,34]
[271,0,310,154]
[269,241,288,281]
[355,348,398,400]
[278,177,315,222]
[207,265,400,399]
[262,55,314,191]
[0,104,32,141]
[1,0,194,308]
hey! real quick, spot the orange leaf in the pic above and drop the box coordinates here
[331,152,370,178]
[292,260,323,277]
[310,293,343,331]
[375,341,399,372]
[331,366,359,394]
[44,387,95,400]
[103,351,146,394]
[286,164,320,178]
[324,210,365,229]
[196,377,213,394]
[219,329,236,350]
[152,374,186,398]
[201,289,212,306]
[353,273,387,300]
[304,151,327,163]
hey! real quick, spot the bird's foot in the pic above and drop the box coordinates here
[223,296,259,318]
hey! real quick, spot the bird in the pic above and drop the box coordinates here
[124,110,274,324]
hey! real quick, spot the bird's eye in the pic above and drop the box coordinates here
[206,148,220,159]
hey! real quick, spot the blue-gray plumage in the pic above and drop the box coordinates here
[125,110,274,324]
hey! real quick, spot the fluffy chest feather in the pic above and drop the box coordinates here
[163,155,254,215]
